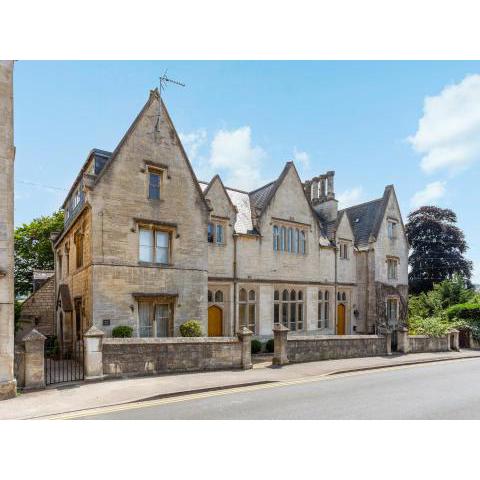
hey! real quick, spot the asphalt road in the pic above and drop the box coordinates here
[76,358,480,420]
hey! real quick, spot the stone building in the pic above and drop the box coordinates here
[0,60,16,399]
[16,270,55,341]
[52,88,408,345]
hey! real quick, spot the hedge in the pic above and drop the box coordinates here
[446,303,480,321]
[112,325,133,338]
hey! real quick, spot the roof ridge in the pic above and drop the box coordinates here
[248,180,276,195]
[343,196,383,212]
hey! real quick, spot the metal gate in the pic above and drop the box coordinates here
[391,330,398,352]
[45,338,84,385]
[459,328,470,349]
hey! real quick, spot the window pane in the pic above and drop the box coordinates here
[274,303,279,324]
[325,291,329,300]
[324,302,329,327]
[239,288,247,302]
[282,303,288,327]
[300,231,306,254]
[280,227,286,251]
[342,292,347,301]
[290,302,296,330]
[274,290,279,301]
[139,301,152,337]
[290,290,296,301]
[298,290,303,301]
[208,223,214,243]
[282,289,289,301]
[216,224,224,244]
[318,301,322,328]
[155,231,169,263]
[287,227,292,252]
[318,290,323,301]
[239,304,247,327]
[208,290,213,302]
[215,290,224,302]
[298,304,303,330]
[155,304,169,337]
[248,290,255,301]
[139,228,153,262]
[273,226,278,251]
[149,172,160,199]
[248,304,255,331]
[293,229,299,253]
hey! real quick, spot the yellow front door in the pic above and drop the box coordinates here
[337,304,346,335]
[208,306,223,336]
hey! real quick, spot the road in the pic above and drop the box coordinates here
[71,358,480,420]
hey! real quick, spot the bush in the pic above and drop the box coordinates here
[180,320,203,337]
[112,325,133,338]
[446,303,480,321]
[265,338,274,353]
[251,339,262,354]
[408,314,465,337]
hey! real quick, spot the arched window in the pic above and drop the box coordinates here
[275,288,304,331]
[239,288,247,302]
[318,291,323,301]
[342,292,347,301]
[318,290,323,328]
[280,226,286,251]
[300,231,306,255]
[324,290,330,328]
[215,290,224,303]
[337,292,341,301]
[239,287,256,333]
[325,291,329,301]
[273,225,279,251]
[287,227,293,252]
[208,290,213,302]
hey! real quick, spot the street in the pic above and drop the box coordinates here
[69,358,480,420]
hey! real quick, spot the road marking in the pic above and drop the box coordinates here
[43,357,479,420]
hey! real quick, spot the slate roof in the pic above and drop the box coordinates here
[340,195,386,247]
[249,181,276,211]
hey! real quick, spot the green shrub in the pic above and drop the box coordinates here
[112,325,133,338]
[251,339,262,354]
[265,338,274,353]
[446,303,480,321]
[179,320,203,337]
[408,314,465,337]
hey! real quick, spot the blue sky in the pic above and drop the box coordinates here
[13,61,480,281]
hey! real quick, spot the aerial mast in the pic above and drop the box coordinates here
[157,70,185,131]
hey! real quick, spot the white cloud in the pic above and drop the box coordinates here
[409,74,480,174]
[410,181,446,208]
[293,147,310,169]
[179,129,207,162]
[209,126,266,190]
[337,186,364,209]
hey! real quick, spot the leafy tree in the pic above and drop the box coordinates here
[406,206,472,294]
[14,210,64,296]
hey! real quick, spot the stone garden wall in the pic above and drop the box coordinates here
[286,334,388,363]
[102,336,247,378]
[408,335,449,353]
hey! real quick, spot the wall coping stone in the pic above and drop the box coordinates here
[84,325,105,337]
[288,334,383,341]
[103,336,240,345]
[21,328,47,342]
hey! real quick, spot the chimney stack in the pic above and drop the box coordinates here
[305,171,338,222]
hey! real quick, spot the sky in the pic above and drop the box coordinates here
[12,61,480,282]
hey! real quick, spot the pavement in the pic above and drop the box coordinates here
[1,349,480,420]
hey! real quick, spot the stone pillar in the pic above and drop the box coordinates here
[237,326,253,370]
[272,323,289,366]
[84,325,105,380]
[450,329,460,351]
[22,329,46,391]
[385,332,392,356]
[396,327,410,354]
[0,60,16,400]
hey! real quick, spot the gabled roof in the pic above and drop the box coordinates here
[202,174,237,213]
[341,185,393,247]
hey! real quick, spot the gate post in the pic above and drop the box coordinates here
[22,328,46,391]
[397,327,410,353]
[83,325,105,381]
[450,329,460,351]
[237,326,253,370]
[272,323,290,366]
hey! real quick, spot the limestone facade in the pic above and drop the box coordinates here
[52,89,408,344]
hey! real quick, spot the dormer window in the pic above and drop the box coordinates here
[339,242,349,259]
[207,221,226,245]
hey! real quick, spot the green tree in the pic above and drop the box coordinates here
[14,210,64,296]
[405,206,472,294]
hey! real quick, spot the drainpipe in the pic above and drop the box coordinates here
[233,234,238,335]
[334,241,338,334]
[365,249,370,334]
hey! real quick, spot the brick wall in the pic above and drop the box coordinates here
[287,334,388,363]
[102,336,243,377]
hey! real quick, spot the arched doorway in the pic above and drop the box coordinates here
[208,305,223,336]
[337,304,346,335]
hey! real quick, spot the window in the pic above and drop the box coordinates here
[386,298,398,326]
[387,220,396,240]
[57,253,63,279]
[324,291,330,328]
[318,290,331,328]
[139,227,170,264]
[74,230,83,269]
[72,188,82,210]
[208,290,213,302]
[387,258,398,280]
[339,242,349,259]
[337,291,347,302]
[214,290,224,303]
[207,222,226,245]
[273,224,306,255]
[65,244,70,275]
[138,301,171,337]
[148,169,162,200]
[274,288,304,331]
[239,288,256,333]
[318,291,323,328]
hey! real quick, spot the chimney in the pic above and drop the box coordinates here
[306,170,338,222]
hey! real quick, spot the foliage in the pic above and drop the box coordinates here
[265,338,274,353]
[251,339,262,354]
[408,314,465,337]
[111,325,133,338]
[445,303,480,321]
[179,320,203,337]
[14,300,22,334]
[405,206,472,294]
[14,210,64,296]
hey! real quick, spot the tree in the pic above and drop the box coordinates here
[406,206,472,294]
[14,210,64,296]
